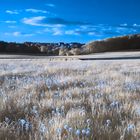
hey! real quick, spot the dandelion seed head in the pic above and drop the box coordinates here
[82,129,86,135]
[68,127,73,133]
[64,124,69,130]
[86,129,91,136]
[75,129,81,136]
[106,119,111,126]
[86,119,91,125]
[56,128,62,135]
[39,123,47,134]
[5,117,10,123]
[127,124,135,133]
[19,119,26,127]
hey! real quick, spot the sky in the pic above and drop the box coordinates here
[0,0,140,43]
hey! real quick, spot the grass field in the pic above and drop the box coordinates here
[0,59,140,140]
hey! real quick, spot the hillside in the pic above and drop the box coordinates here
[0,34,140,56]
[82,34,140,54]
[0,41,84,55]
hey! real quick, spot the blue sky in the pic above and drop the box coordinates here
[0,0,140,43]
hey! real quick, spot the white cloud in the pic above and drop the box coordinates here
[22,16,46,26]
[4,31,34,37]
[46,3,55,7]
[25,9,48,14]
[6,10,19,14]
[39,27,63,35]
[8,26,17,28]
[37,26,83,36]
[44,28,51,32]
[52,28,63,35]
[120,23,128,27]
[65,30,79,35]
[5,32,21,37]
[0,20,17,24]
[23,33,35,37]
[5,21,17,24]
[43,27,78,36]
[88,32,96,36]
[133,24,140,27]
[22,16,64,28]
[13,32,21,36]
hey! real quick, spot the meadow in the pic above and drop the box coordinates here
[0,59,140,140]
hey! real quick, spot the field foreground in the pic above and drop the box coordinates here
[0,59,140,140]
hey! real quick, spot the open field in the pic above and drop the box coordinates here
[0,59,140,140]
[0,51,140,60]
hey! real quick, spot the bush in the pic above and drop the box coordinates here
[83,34,140,54]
